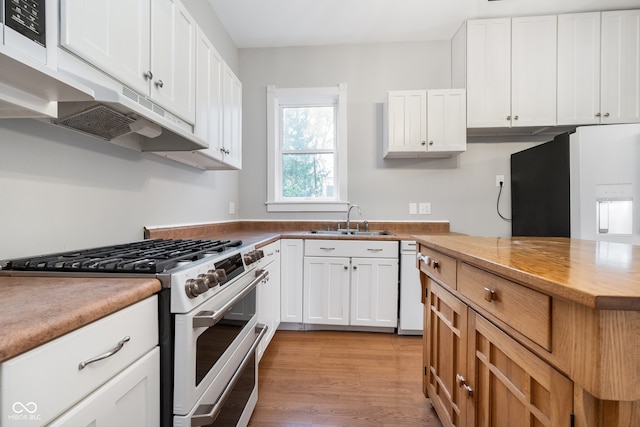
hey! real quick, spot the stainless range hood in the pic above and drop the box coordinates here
[52,49,207,152]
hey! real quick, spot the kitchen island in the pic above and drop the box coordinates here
[414,235,639,427]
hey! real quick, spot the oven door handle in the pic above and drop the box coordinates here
[190,323,268,427]
[193,269,268,328]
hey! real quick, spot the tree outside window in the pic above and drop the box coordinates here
[281,106,335,198]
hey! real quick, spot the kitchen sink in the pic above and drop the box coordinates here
[307,230,393,236]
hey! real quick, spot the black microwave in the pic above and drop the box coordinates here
[3,0,46,47]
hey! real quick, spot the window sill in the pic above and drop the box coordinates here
[266,201,349,213]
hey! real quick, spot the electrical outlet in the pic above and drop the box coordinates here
[419,202,431,215]
[496,175,505,187]
[229,202,236,214]
[409,203,417,215]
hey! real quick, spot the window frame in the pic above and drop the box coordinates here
[266,84,348,212]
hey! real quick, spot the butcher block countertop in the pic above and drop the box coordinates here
[414,235,640,311]
[0,277,160,362]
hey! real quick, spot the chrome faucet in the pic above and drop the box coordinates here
[346,204,362,232]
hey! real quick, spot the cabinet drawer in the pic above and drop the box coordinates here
[417,245,457,289]
[1,296,158,426]
[258,240,281,267]
[305,239,398,258]
[459,263,551,351]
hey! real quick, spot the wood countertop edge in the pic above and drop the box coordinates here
[413,236,640,311]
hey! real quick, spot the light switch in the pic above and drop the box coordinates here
[409,203,417,215]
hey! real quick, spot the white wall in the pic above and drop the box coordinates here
[237,42,539,236]
[0,119,240,259]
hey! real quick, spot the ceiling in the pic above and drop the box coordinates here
[207,0,480,48]
[207,0,637,49]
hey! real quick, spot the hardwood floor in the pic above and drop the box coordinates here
[248,330,443,427]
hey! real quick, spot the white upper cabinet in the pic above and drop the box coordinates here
[384,90,427,156]
[465,16,557,128]
[600,10,640,124]
[557,12,602,125]
[383,89,466,158]
[151,29,244,170]
[558,10,640,125]
[465,18,512,128]
[60,0,196,123]
[222,64,243,169]
[60,0,151,95]
[511,15,557,127]
[195,28,224,162]
[426,89,466,154]
[150,0,197,122]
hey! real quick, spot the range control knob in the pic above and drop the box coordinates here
[244,249,265,265]
[206,268,227,286]
[185,277,208,298]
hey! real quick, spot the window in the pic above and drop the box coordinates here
[266,84,348,212]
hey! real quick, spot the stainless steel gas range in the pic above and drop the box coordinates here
[0,238,268,427]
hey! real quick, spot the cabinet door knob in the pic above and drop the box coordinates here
[421,141,426,146]
[595,112,602,117]
[456,374,473,398]
[513,115,519,120]
[506,115,511,121]
[429,141,434,146]
[483,287,496,302]
[155,79,164,88]
[604,112,610,117]
[344,265,348,270]
[143,70,153,80]
[353,265,357,270]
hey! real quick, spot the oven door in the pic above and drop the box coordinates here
[173,324,267,427]
[173,268,267,415]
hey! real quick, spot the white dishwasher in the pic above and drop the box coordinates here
[398,240,423,335]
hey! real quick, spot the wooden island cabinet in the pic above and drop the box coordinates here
[414,236,640,427]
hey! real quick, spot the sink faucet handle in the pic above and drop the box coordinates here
[364,220,369,231]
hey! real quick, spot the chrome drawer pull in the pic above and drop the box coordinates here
[319,247,336,251]
[367,248,384,252]
[78,336,130,370]
[484,287,496,302]
[416,253,431,266]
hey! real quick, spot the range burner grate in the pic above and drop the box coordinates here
[1,239,243,274]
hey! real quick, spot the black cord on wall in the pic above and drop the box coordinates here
[497,181,511,222]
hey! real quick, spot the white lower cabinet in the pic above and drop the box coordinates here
[303,240,399,328]
[350,257,399,327]
[48,348,160,426]
[280,239,304,324]
[303,256,351,325]
[0,296,159,426]
[257,240,281,361]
